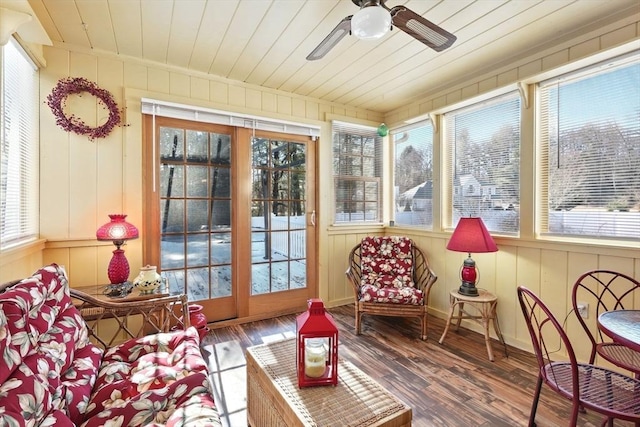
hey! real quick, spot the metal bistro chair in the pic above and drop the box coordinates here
[517,286,640,427]
[572,269,640,378]
[346,236,437,340]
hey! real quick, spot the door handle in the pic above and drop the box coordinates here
[310,210,316,227]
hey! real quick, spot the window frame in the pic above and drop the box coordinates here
[537,51,640,242]
[392,119,435,229]
[332,121,383,225]
[443,90,522,235]
[0,38,40,251]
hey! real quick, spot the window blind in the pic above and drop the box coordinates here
[393,119,434,228]
[444,92,521,234]
[0,38,39,250]
[332,121,382,224]
[141,98,320,138]
[538,53,640,240]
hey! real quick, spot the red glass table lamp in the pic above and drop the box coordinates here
[96,214,139,285]
[296,298,339,388]
[446,217,498,297]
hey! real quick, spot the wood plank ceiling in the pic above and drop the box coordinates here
[27,0,640,114]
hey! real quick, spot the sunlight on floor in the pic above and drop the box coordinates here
[202,331,296,427]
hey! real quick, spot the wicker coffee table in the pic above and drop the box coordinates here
[246,338,412,426]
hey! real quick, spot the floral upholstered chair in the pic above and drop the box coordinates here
[346,236,437,340]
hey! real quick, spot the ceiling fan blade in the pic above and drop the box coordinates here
[306,16,352,61]
[390,6,456,52]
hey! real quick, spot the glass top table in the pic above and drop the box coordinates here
[598,310,640,352]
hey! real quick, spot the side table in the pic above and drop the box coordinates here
[73,283,170,304]
[71,285,188,348]
[438,289,508,361]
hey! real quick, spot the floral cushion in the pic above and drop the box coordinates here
[359,236,421,304]
[0,264,102,426]
[62,339,104,422]
[82,326,221,426]
[360,283,424,305]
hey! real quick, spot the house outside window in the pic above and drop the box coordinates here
[538,53,640,240]
[332,121,382,224]
[445,92,521,234]
[0,39,39,250]
[393,121,434,228]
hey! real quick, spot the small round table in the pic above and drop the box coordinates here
[438,289,508,361]
[598,310,640,352]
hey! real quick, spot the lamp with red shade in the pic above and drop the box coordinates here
[446,217,498,297]
[96,214,139,285]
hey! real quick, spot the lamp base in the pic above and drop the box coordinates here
[458,281,479,297]
[107,248,131,285]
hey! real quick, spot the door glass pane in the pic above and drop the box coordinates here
[211,265,231,297]
[290,230,306,258]
[186,266,208,301]
[210,133,231,164]
[186,199,208,232]
[271,261,289,292]
[160,164,184,198]
[160,125,232,302]
[161,199,184,233]
[160,128,184,161]
[211,167,231,198]
[186,166,208,197]
[161,234,184,269]
[186,130,208,163]
[250,138,307,295]
[251,263,269,295]
[187,233,208,267]
[211,230,231,264]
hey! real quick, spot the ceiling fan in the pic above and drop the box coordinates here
[306,0,457,61]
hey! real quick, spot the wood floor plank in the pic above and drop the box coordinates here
[201,304,635,427]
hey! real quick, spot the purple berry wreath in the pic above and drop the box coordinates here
[46,77,121,140]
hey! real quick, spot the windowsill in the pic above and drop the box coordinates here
[0,239,46,264]
[327,223,385,234]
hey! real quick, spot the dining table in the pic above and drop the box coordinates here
[597,309,640,352]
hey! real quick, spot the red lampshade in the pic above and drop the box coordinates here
[96,214,139,242]
[447,217,497,254]
[447,217,497,297]
[96,214,139,285]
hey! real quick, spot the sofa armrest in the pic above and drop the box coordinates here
[70,289,190,349]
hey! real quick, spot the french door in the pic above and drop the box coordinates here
[143,116,317,322]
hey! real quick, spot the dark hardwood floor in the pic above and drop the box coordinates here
[200,304,631,427]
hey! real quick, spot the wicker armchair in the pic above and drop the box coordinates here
[346,236,437,340]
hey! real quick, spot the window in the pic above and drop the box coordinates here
[445,92,521,234]
[0,39,39,250]
[539,54,640,240]
[393,121,434,228]
[332,121,382,223]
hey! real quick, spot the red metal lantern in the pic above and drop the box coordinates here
[296,298,338,388]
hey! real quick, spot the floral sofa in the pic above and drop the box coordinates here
[0,264,221,426]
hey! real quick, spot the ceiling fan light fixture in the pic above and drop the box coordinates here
[351,6,391,40]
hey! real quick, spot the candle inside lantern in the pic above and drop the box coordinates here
[304,338,327,378]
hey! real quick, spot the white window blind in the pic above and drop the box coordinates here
[393,120,434,228]
[1,38,39,250]
[539,53,640,240]
[445,92,521,234]
[141,98,320,138]
[332,121,382,224]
